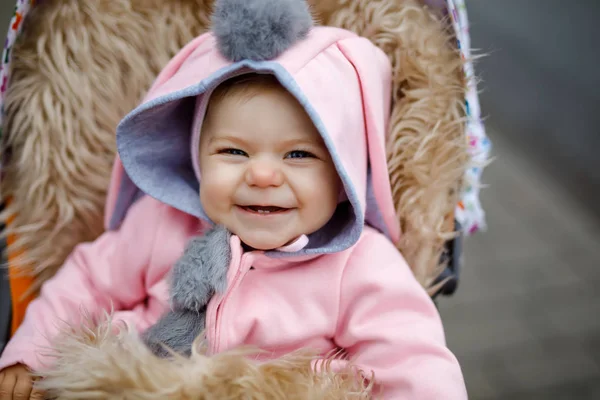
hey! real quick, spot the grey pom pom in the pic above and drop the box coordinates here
[212,0,313,62]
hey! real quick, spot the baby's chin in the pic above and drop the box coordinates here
[237,233,297,251]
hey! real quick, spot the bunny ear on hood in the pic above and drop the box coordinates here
[106,0,400,256]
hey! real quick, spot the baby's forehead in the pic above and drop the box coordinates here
[196,73,330,148]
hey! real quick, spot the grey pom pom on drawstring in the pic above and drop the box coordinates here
[212,0,313,62]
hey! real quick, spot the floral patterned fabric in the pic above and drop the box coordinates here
[0,0,34,169]
[447,0,491,234]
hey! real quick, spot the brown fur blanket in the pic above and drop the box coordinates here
[36,320,374,399]
[1,0,466,295]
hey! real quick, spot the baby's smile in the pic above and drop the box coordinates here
[236,205,293,215]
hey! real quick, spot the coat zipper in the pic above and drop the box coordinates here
[210,252,252,354]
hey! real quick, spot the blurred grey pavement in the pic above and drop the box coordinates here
[0,1,598,399]
[465,0,600,219]
[439,131,600,399]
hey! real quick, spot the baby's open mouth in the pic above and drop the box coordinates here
[240,205,290,214]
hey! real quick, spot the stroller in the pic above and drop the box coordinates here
[0,0,490,396]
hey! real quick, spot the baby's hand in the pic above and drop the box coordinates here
[0,364,44,400]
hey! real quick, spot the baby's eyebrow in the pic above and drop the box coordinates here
[281,138,318,147]
[280,132,328,146]
[208,134,247,146]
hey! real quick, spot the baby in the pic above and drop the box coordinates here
[0,0,467,398]
[141,73,344,358]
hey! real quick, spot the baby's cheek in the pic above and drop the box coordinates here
[316,169,341,203]
[294,169,333,203]
[202,166,235,194]
[203,178,225,196]
[200,179,224,212]
[301,180,338,222]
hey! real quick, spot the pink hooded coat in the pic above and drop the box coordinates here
[0,26,467,398]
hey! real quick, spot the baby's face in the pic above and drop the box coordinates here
[198,84,341,250]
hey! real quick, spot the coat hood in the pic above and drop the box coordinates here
[106,4,400,256]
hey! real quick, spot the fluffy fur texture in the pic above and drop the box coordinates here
[142,309,206,358]
[212,0,313,61]
[1,0,214,294]
[36,320,374,399]
[1,0,468,296]
[170,225,231,312]
[142,225,231,357]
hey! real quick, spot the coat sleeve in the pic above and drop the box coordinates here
[334,232,468,399]
[0,196,166,372]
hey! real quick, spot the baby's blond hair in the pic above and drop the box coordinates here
[209,73,282,106]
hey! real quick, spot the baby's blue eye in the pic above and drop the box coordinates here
[219,148,247,156]
[286,150,315,159]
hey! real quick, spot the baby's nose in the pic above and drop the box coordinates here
[245,158,284,187]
